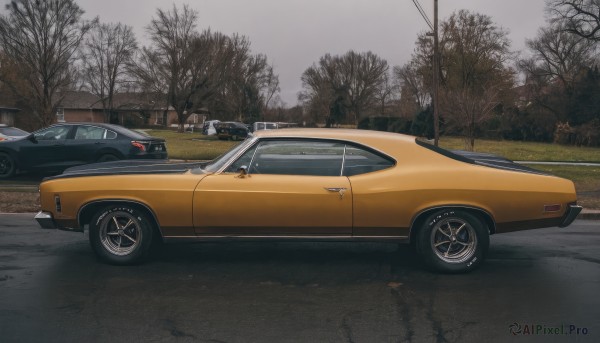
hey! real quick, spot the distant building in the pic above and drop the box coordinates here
[0,106,20,126]
[57,91,179,127]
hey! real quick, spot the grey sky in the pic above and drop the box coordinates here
[75,0,548,105]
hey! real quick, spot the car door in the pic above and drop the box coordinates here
[66,125,115,164]
[193,139,353,235]
[19,125,73,171]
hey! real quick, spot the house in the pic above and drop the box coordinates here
[57,91,179,127]
[0,106,20,126]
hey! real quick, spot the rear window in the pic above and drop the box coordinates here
[415,138,474,164]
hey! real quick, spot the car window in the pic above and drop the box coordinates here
[225,144,258,173]
[73,126,117,140]
[342,145,394,176]
[105,130,117,139]
[74,126,106,140]
[34,126,71,141]
[248,140,345,176]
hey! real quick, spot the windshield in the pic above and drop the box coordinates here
[201,138,256,173]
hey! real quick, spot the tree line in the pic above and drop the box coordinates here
[299,0,600,149]
[0,0,599,147]
[0,1,279,132]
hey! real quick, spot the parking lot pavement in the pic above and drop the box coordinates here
[0,214,598,343]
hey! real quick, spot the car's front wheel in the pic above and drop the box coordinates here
[0,152,16,179]
[416,209,489,273]
[89,205,155,265]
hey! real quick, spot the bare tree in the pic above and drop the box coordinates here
[261,64,280,114]
[300,51,388,126]
[374,72,397,116]
[520,22,597,90]
[80,22,137,122]
[133,4,198,131]
[209,34,278,123]
[438,10,514,150]
[0,0,95,127]
[549,0,600,41]
[394,62,430,111]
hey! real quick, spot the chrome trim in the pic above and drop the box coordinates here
[408,205,497,241]
[216,136,397,175]
[340,145,347,176]
[215,137,258,174]
[163,235,409,243]
[35,211,56,230]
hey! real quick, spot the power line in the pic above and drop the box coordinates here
[412,0,433,31]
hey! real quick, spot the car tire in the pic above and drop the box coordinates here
[231,135,238,141]
[0,152,16,179]
[416,209,489,273]
[89,205,155,265]
[97,154,119,163]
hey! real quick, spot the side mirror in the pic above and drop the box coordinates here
[237,165,248,178]
[28,134,37,143]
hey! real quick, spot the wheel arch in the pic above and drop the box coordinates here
[409,205,496,244]
[77,199,163,241]
[95,148,125,160]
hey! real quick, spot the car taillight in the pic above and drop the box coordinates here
[131,141,146,151]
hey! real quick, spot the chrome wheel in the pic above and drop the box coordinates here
[430,217,477,264]
[99,212,142,256]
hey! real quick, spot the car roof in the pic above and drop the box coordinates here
[253,128,414,142]
[251,128,417,156]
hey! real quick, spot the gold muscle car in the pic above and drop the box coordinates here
[35,129,582,272]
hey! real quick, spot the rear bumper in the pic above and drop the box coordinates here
[559,204,583,228]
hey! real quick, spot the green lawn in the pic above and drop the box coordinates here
[439,137,600,162]
[145,129,239,160]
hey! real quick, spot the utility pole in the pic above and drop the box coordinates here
[433,0,440,146]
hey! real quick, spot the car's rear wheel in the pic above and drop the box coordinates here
[0,152,16,179]
[89,205,154,265]
[416,209,489,273]
[97,154,119,163]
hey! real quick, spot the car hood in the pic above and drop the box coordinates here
[44,160,206,181]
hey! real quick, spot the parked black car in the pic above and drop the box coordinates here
[216,122,249,141]
[0,123,167,178]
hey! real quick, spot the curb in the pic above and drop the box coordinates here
[580,210,600,220]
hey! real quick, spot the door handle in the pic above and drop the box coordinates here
[324,187,347,200]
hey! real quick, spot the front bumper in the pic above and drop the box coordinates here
[35,211,57,229]
[559,204,583,228]
[34,211,82,232]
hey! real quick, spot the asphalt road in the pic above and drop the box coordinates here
[0,214,598,343]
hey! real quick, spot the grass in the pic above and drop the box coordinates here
[145,129,239,160]
[439,137,600,162]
